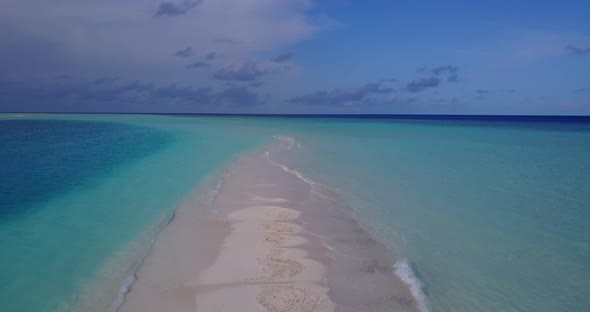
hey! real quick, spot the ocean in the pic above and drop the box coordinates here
[0,114,267,311]
[1,114,589,312]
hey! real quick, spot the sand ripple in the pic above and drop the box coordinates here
[258,253,304,280]
[257,286,321,312]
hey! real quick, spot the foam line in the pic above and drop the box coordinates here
[393,259,430,312]
[112,176,225,311]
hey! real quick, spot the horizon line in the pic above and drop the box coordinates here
[2,112,590,119]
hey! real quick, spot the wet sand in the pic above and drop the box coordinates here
[118,140,419,312]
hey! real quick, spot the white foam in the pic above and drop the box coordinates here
[110,213,171,312]
[200,177,224,203]
[265,136,334,201]
[112,177,225,311]
[274,135,301,151]
[110,274,136,311]
[265,150,326,195]
[394,259,430,312]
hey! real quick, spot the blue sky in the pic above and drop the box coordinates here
[0,0,589,114]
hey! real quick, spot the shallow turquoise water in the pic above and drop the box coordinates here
[1,114,589,312]
[282,119,590,312]
[0,114,267,312]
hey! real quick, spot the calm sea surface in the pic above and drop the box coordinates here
[1,114,589,312]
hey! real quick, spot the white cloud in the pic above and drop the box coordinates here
[0,0,322,82]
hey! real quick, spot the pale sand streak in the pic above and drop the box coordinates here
[249,195,289,203]
[194,205,333,312]
[117,145,419,312]
[117,149,335,312]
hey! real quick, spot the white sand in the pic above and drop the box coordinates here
[118,152,334,312]
[195,205,333,311]
[118,143,420,312]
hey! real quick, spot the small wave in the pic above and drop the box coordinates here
[111,210,177,312]
[273,135,297,150]
[394,259,430,312]
[112,176,224,311]
[110,274,136,311]
[266,136,334,201]
[110,232,156,312]
[265,150,315,187]
[200,177,224,203]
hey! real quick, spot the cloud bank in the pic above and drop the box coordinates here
[289,82,393,105]
[565,44,590,55]
[154,1,203,18]
[406,77,440,93]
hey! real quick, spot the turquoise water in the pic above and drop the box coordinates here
[1,114,589,312]
[0,114,267,312]
[281,119,590,312]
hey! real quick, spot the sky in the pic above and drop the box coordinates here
[0,0,589,114]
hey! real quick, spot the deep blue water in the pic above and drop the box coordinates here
[0,120,172,219]
[161,113,590,123]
